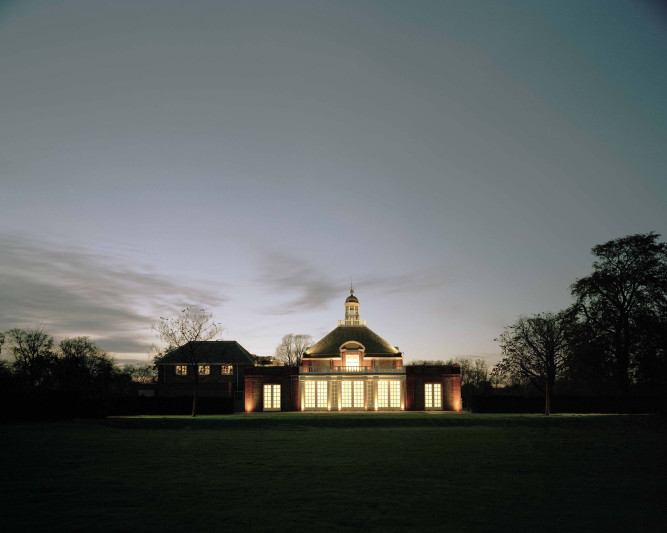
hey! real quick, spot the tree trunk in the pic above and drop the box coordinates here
[192,373,198,417]
[615,320,632,395]
[616,343,631,396]
[544,373,552,416]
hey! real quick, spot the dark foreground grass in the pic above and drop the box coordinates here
[1,413,665,532]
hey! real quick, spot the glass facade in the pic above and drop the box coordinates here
[305,380,328,409]
[378,380,401,408]
[341,380,364,408]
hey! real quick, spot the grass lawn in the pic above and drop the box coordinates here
[1,413,665,532]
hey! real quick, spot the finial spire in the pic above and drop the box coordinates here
[342,285,362,326]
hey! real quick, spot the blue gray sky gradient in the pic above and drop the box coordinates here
[1,0,666,364]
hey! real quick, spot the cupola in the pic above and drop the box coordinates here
[341,286,365,326]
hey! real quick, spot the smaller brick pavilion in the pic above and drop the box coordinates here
[154,340,255,401]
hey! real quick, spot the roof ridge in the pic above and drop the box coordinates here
[306,324,399,356]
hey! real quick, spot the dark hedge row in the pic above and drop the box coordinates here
[470,394,666,414]
[0,393,235,421]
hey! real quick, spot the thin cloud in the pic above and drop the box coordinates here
[253,247,450,315]
[0,234,229,355]
[253,248,340,314]
[358,268,450,295]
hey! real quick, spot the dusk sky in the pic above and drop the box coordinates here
[1,0,666,365]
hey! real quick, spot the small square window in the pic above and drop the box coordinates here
[221,365,233,375]
[175,365,187,376]
[198,365,210,375]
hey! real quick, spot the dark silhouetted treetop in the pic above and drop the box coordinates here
[571,232,667,391]
[275,334,313,366]
[493,310,576,415]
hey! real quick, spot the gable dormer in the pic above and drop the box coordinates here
[339,341,365,368]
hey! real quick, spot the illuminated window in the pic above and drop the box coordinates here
[317,381,327,407]
[342,381,351,407]
[221,365,233,375]
[378,381,387,407]
[342,381,364,408]
[355,381,364,407]
[263,384,281,411]
[346,354,359,369]
[378,380,401,408]
[390,381,400,407]
[425,383,442,409]
[305,381,314,408]
[175,365,187,375]
[305,381,327,409]
[198,365,210,375]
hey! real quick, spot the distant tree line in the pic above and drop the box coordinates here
[274,333,313,366]
[0,329,155,418]
[491,232,667,414]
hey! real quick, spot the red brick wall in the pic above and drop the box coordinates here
[405,366,462,411]
[244,368,297,412]
[406,375,415,410]
[244,380,253,412]
[442,375,462,411]
[291,375,300,411]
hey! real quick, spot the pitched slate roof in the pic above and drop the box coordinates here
[305,326,400,357]
[155,341,256,365]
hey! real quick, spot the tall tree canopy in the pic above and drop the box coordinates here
[571,232,667,392]
[275,334,313,367]
[4,328,55,388]
[493,311,575,415]
[55,337,116,397]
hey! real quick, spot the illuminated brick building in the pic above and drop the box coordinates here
[244,289,462,412]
